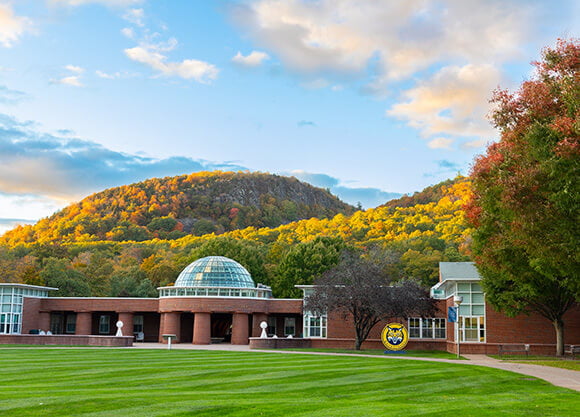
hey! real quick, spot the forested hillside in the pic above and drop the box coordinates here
[0,171,354,245]
[0,176,472,298]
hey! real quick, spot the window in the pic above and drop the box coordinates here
[459,316,485,342]
[65,314,77,334]
[408,318,446,339]
[456,282,486,343]
[0,313,7,334]
[457,283,486,316]
[50,313,63,334]
[304,314,327,338]
[267,316,277,337]
[133,315,144,334]
[408,318,421,338]
[284,317,296,336]
[99,315,110,334]
[12,314,20,333]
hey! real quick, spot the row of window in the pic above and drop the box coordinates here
[0,287,49,297]
[303,314,447,340]
[0,286,49,334]
[408,318,446,339]
[49,314,146,335]
[159,287,271,298]
[0,313,20,334]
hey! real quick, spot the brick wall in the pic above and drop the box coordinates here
[21,297,42,334]
[40,297,160,312]
[158,297,302,314]
[249,337,311,349]
[486,304,580,345]
[0,334,133,346]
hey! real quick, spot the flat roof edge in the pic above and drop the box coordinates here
[0,283,58,291]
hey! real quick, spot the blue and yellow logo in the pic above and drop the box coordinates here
[381,323,409,351]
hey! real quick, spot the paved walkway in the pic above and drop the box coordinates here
[131,343,580,391]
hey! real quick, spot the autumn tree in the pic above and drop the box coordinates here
[466,39,579,355]
[306,251,435,350]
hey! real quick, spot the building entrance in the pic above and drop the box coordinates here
[180,313,194,343]
[211,313,232,343]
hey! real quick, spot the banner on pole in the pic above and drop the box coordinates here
[448,306,458,323]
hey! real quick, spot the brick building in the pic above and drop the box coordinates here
[1,259,578,354]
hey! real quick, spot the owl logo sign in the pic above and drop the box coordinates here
[381,323,409,351]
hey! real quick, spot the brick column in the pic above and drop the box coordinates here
[76,312,92,335]
[38,312,51,333]
[193,312,211,344]
[159,312,181,343]
[252,313,268,337]
[117,312,134,337]
[232,313,250,345]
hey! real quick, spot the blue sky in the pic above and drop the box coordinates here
[0,0,578,234]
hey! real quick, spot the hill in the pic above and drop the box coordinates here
[0,171,355,245]
[381,177,461,208]
[0,176,472,297]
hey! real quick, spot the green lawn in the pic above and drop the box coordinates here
[489,355,580,371]
[0,348,578,417]
[280,348,462,359]
[510,360,580,371]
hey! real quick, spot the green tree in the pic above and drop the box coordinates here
[109,267,157,298]
[466,39,579,355]
[274,236,345,298]
[190,219,217,236]
[40,258,91,297]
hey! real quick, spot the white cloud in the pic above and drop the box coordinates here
[234,0,526,79]
[125,46,219,83]
[96,70,115,79]
[387,64,501,141]
[0,112,248,204]
[53,75,83,87]
[428,137,453,150]
[64,65,84,74]
[49,0,143,7]
[234,0,530,145]
[52,65,85,87]
[121,27,134,39]
[0,3,31,48]
[232,50,270,67]
[95,69,138,79]
[123,8,144,27]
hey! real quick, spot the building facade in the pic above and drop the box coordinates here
[1,259,578,354]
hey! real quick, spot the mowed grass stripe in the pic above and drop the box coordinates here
[0,348,578,417]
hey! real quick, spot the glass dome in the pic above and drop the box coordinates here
[174,256,255,288]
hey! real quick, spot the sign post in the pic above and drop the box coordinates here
[453,296,463,359]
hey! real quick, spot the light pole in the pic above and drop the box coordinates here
[454,295,463,359]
